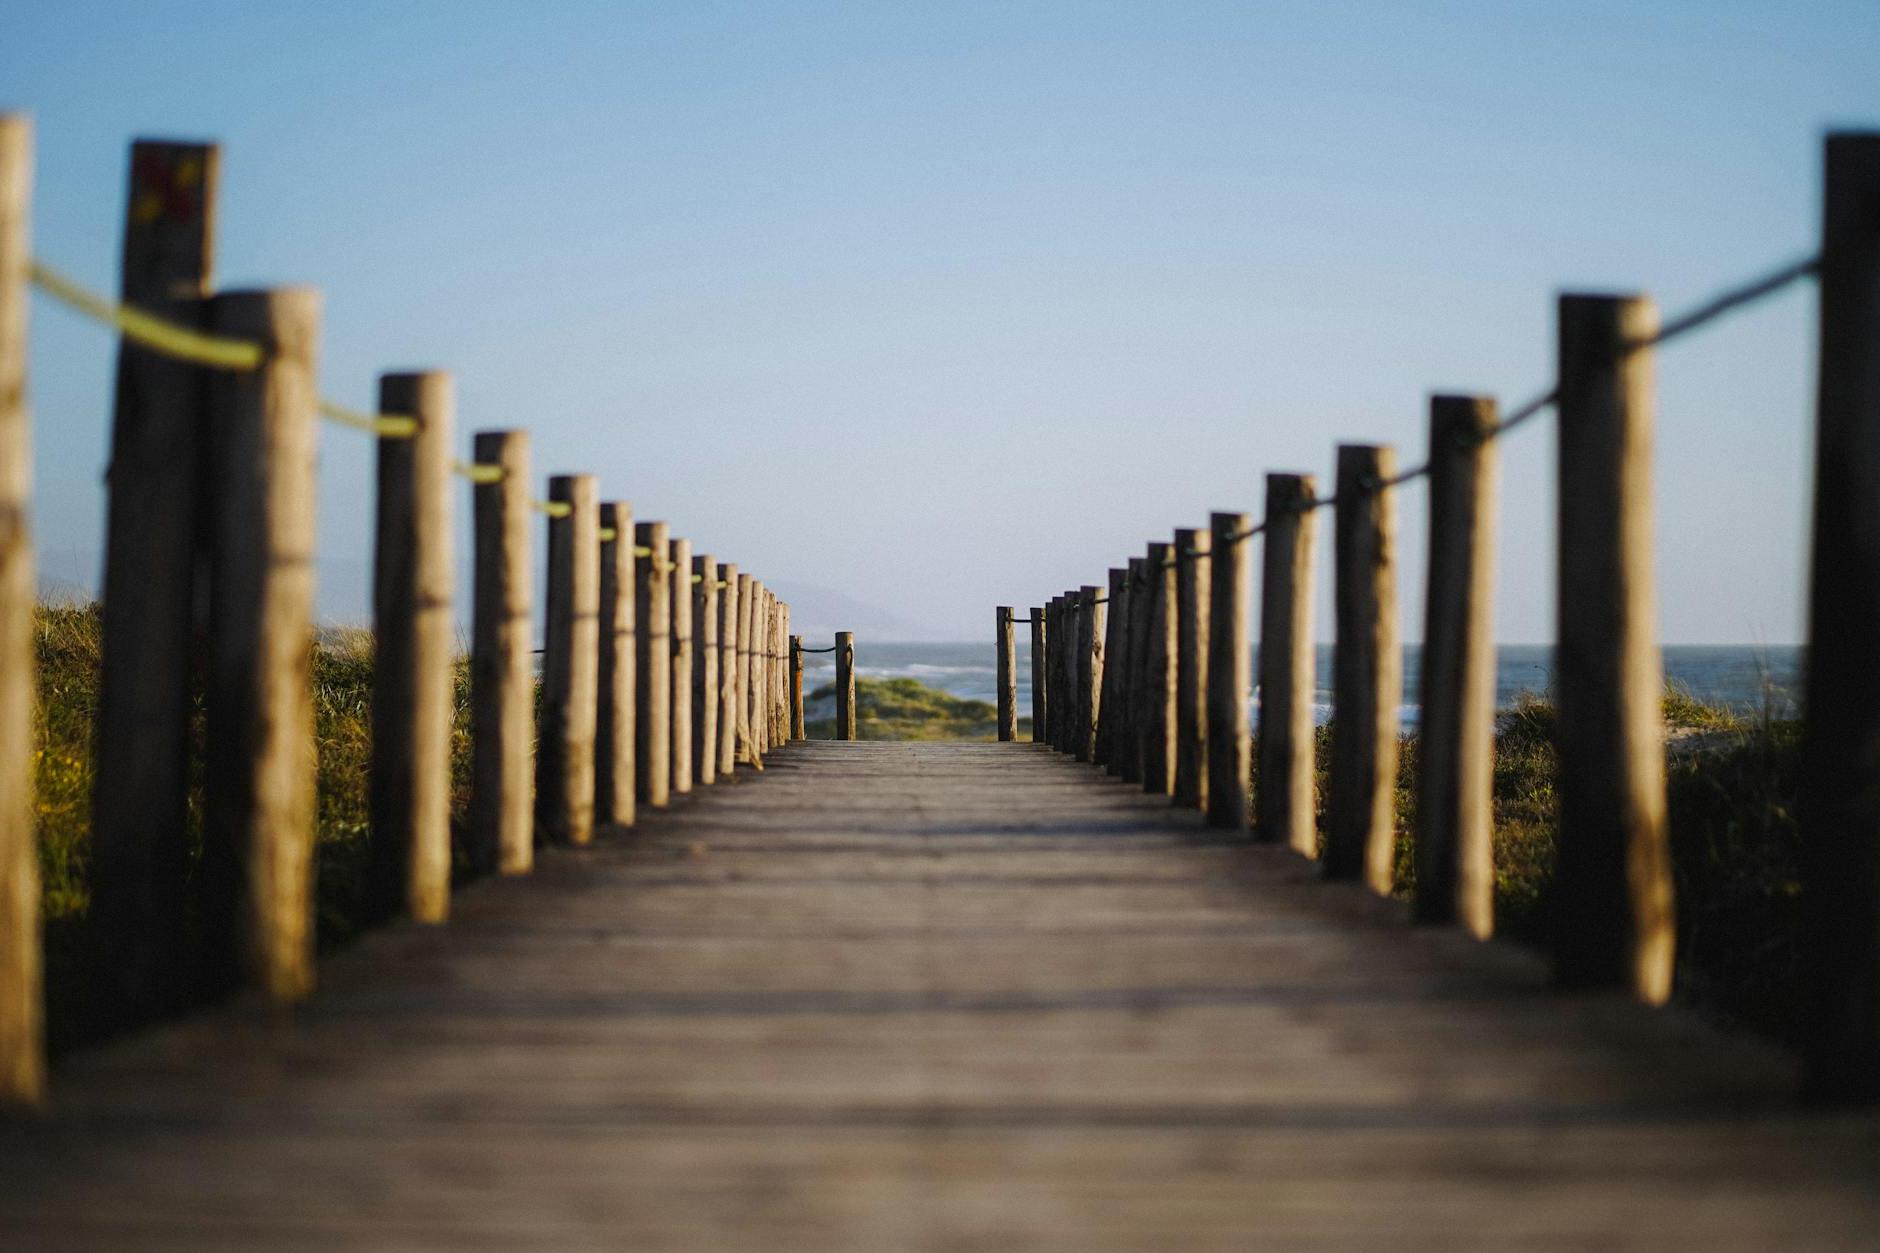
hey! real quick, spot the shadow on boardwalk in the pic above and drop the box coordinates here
[3,741,1878,1250]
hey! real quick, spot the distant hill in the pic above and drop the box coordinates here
[764,579,932,643]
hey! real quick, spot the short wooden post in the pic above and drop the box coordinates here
[537,474,600,844]
[1804,132,1880,1099]
[716,563,739,774]
[1077,585,1105,763]
[92,138,218,1029]
[1326,445,1401,893]
[1555,292,1672,1004]
[1100,569,1129,774]
[200,286,320,1003]
[836,630,858,739]
[1256,475,1318,854]
[1416,397,1498,936]
[790,634,807,739]
[668,537,694,795]
[635,521,672,805]
[692,554,719,785]
[470,430,533,875]
[1206,512,1251,829]
[1173,528,1210,811]
[751,584,770,756]
[735,573,758,765]
[996,607,1017,741]
[368,370,454,923]
[1141,541,1177,795]
[1030,606,1047,744]
[0,114,41,1104]
[596,502,636,828]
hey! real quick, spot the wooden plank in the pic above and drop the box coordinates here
[1173,529,1209,812]
[470,431,533,875]
[537,475,600,845]
[1205,513,1250,829]
[596,502,636,828]
[1256,474,1318,855]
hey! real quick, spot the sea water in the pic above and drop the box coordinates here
[797,642,1801,726]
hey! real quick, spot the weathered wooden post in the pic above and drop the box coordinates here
[1326,445,1401,893]
[1141,541,1177,795]
[0,114,40,1104]
[1416,397,1498,936]
[1804,132,1880,1099]
[1206,512,1251,829]
[1256,475,1318,854]
[1045,596,1064,750]
[668,537,693,796]
[635,521,672,805]
[747,583,766,757]
[1030,605,1047,744]
[717,563,739,774]
[735,573,758,765]
[92,138,218,1028]
[200,285,320,1003]
[1555,292,1672,1004]
[692,553,718,785]
[1100,569,1128,773]
[470,430,533,875]
[1118,556,1146,784]
[1077,585,1105,763]
[369,370,454,923]
[996,607,1017,741]
[836,630,858,740]
[790,634,807,740]
[773,601,790,746]
[537,474,600,845]
[596,502,636,828]
[1173,528,1210,811]
[1063,589,1082,757]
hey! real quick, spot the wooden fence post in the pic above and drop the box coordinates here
[1206,512,1251,829]
[1101,569,1129,773]
[717,563,739,774]
[1173,528,1210,812]
[1030,605,1047,744]
[668,537,693,796]
[996,607,1017,741]
[1804,132,1880,1099]
[1326,445,1401,893]
[200,286,320,1003]
[756,584,773,756]
[537,474,599,845]
[1045,596,1063,750]
[470,430,532,875]
[1416,397,1498,936]
[596,502,636,828]
[369,370,454,923]
[0,114,40,1104]
[693,553,718,786]
[1141,541,1177,795]
[735,573,758,765]
[836,630,857,739]
[1555,292,1672,1004]
[91,138,218,1029]
[1077,585,1104,763]
[773,601,790,746]
[1121,555,1149,784]
[1256,475,1318,854]
[635,521,672,805]
[790,634,806,740]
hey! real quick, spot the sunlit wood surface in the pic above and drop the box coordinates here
[3,741,1878,1250]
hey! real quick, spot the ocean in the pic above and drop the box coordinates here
[798,643,1802,726]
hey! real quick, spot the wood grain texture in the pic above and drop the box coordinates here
[668,539,694,796]
[596,502,636,829]
[835,631,856,741]
[1100,569,1129,776]
[4,740,1875,1249]
[790,634,807,741]
[1076,585,1104,764]
[1255,475,1317,855]
[538,476,600,846]
[996,608,1017,742]
[1205,513,1250,830]
[1029,606,1047,745]
[1173,529,1209,812]
[1140,543,1176,796]
[734,574,758,766]
[636,524,673,804]
[471,431,533,875]
[693,554,719,786]
[717,564,739,775]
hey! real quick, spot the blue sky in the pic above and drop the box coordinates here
[6,1,1875,640]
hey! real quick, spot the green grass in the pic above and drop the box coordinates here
[803,675,1027,741]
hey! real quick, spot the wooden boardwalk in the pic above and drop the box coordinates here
[3,740,1879,1250]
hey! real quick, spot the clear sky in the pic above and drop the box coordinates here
[6,1,1875,641]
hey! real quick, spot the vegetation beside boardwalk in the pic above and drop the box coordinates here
[803,675,1022,741]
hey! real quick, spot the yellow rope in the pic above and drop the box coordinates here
[598,526,617,541]
[452,460,505,484]
[317,399,418,438]
[30,259,264,370]
[531,498,573,518]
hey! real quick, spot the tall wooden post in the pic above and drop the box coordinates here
[596,501,636,828]
[1206,512,1251,829]
[772,601,790,746]
[996,607,1017,741]
[0,115,40,1104]
[1141,541,1177,795]
[717,563,739,774]
[790,634,807,740]
[1326,445,1401,893]
[735,573,758,765]
[1101,569,1129,773]
[1045,596,1064,750]
[1076,585,1104,763]
[537,474,599,845]
[668,537,694,796]
[200,286,320,1003]
[635,522,672,804]
[1416,397,1498,936]
[1804,132,1880,1099]
[747,584,766,757]
[1173,528,1210,811]
[1256,475,1318,854]
[1037,602,1052,737]
[1555,292,1672,1004]
[470,430,532,875]
[92,138,218,1028]
[835,630,858,739]
[369,370,454,923]
[693,553,718,785]
[1120,556,1149,785]
[1062,590,1081,756]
